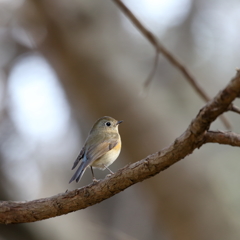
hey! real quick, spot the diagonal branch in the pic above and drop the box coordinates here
[112,0,231,129]
[0,70,240,224]
[112,0,209,101]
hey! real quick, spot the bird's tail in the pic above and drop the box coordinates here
[69,161,87,183]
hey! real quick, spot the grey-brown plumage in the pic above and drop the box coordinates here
[69,116,122,183]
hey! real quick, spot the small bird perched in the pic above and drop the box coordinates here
[69,116,123,183]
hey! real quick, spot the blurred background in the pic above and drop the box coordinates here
[0,0,240,239]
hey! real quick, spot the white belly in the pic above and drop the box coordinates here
[91,147,121,170]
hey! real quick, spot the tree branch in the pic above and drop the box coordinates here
[204,131,240,147]
[228,104,240,114]
[0,70,240,224]
[112,0,209,102]
[112,0,231,129]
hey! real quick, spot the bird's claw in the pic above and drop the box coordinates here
[92,178,100,183]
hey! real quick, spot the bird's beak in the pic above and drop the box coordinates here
[116,120,123,125]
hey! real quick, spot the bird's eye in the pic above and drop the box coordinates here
[105,122,111,127]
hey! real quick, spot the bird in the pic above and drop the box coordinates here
[69,116,123,183]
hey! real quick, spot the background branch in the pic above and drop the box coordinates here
[112,0,210,102]
[1,70,240,224]
[112,0,231,129]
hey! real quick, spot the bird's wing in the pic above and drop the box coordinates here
[69,133,119,183]
[85,133,119,166]
[71,147,85,170]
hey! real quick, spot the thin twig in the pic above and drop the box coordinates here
[228,104,240,114]
[204,131,240,147]
[144,49,159,88]
[112,0,231,129]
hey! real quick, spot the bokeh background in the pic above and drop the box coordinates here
[1,0,240,239]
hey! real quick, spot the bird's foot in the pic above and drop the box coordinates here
[92,177,100,183]
[106,173,113,178]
